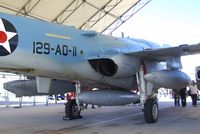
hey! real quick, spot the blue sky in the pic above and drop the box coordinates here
[114,0,200,79]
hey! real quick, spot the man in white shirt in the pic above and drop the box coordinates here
[189,81,199,107]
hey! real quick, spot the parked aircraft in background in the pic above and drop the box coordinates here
[0,12,199,123]
[195,66,200,89]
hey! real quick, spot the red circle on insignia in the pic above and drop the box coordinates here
[0,31,7,43]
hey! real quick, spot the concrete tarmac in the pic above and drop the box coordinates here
[0,102,200,134]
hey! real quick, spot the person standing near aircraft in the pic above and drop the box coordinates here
[179,87,187,107]
[189,81,199,107]
[173,90,180,107]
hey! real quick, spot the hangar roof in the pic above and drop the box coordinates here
[0,0,151,35]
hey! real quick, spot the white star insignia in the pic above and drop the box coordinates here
[0,18,17,53]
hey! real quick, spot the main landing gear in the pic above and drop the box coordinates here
[137,64,159,123]
[144,98,158,123]
[63,81,82,120]
[63,99,82,120]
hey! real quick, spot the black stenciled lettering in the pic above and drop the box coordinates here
[36,42,43,54]
[73,47,75,56]
[55,45,61,55]
[33,41,73,56]
[33,41,36,53]
[73,46,77,56]
[75,46,77,56]
[62,45,68,56]
[44,43,50,54]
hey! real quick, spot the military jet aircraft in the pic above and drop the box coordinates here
[195,66,200,89]
[0,12,199,123]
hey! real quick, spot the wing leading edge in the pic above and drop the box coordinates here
[126,43,200,60]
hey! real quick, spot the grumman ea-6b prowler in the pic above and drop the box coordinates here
[0,12,199,123]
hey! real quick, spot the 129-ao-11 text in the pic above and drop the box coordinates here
[32,41,77,56]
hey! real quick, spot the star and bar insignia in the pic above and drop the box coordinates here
[0,18,18,56]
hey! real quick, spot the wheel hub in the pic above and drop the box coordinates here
[152,104,158,119]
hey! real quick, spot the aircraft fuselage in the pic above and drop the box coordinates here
[0,12,161,90]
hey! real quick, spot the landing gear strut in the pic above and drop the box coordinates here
[137,64,159,123]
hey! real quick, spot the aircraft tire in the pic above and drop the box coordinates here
[144,98,158,123]
[64,99,81,120]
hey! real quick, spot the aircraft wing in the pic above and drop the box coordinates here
[126,43,200,60]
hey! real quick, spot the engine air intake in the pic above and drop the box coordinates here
[88,59,118,76]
